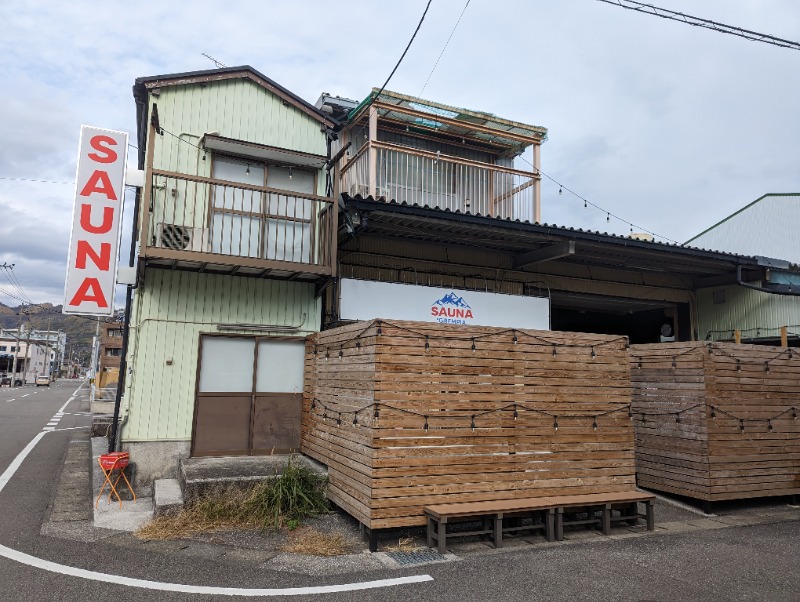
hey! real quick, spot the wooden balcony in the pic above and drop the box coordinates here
[340,140,540,222]
[139,169,336,280]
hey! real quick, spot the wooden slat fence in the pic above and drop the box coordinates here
[302,319,636,529]
[631,342,800,502]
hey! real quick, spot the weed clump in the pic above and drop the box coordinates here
[135,456,329,540]
[247,457,330,530]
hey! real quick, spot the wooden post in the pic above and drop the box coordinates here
[734,329,741,344]
[781,326,788,347]
[533,142,541,224]
[368,106,378,198]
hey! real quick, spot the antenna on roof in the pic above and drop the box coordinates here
[201,53,228,69]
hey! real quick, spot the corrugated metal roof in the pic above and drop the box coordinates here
[342,194,759,271]
[686,193,800,263]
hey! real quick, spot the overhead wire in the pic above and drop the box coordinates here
[596,0,800,51]
[419,0,471,96]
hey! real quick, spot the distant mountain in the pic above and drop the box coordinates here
[0,302,108,354]
[433,292,471,308]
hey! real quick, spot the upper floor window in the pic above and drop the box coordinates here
[210,157,315,263]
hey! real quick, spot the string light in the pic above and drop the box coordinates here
[336,413,342,427]
[423,415,429,432]
[710,406,716,419]
[671,356,677,368]
[765,361,770,372]
[558,187,562,195]
[325,348,330,360]
[289,166,293,180]
[356,341,361,349]
[553,416,559,432]
[768,419,773,432]
[246,164,250,175]
[512,331,518,344]
[736,359,741,371]
[793,407,798,420]
[339,347,344,358]
[740,419,745,432]
[513,404,518,420]
[425,335,430,350]
[552,345,557,357]
[675,413,681,424]
[377,322,382,336]
[606,212,610,223]
[591,347,597,358]
[471,338,476,352]
[592,416,598,431]
[374,406,380,419]
[471,415,476,432]
[352,414,358,426]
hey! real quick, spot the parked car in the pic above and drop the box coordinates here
[1,376,22,387]
[36,375,51,387]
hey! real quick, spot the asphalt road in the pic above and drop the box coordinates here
[0,381,798,601]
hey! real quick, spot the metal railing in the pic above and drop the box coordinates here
[340,141,538,221]
[143,170,335,272]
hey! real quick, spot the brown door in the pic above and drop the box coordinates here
[192,336,305,457]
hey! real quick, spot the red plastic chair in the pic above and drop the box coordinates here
[96,452,136,509]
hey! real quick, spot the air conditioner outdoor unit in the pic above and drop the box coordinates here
[157,223,211,253]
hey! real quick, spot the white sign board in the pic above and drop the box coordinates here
[340,279,550,330]
[63,126,128,316]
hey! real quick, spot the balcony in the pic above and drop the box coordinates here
[140,169,336,279]
[340,141,539,222]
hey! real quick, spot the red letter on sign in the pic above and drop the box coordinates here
[75,241,111,270]
[79,204,114,234]
[68,278,109,308]
[87,135,118,164]
[79,170,118,200]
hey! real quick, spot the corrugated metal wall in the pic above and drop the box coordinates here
[697,285,800,341]
[123,269,320,442]
[150,79,327,193]
[688,194,800,263]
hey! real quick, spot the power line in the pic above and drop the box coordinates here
[419,0,471,96]
[349,0,433,124]
[0,176,73,185]
[0,264,34,305]
[597,0,800,51]
[517,155,680,245]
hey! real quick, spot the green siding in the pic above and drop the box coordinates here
[697,285,800,341]
[150,79,326,195]
[122,270,320,442]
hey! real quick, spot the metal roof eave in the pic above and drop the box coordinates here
[341,195,765,274]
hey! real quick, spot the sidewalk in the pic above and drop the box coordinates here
[41,429,800,575]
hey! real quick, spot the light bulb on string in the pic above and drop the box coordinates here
[558,187,562,195]
[289,166,293,180]
[592,416,598,431]
[606,213,610,223]
[246,164,250,175]
[553,416,559,432]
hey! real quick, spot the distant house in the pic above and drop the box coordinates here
[686,193,800,343]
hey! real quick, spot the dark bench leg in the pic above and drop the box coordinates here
[646,499,655,531]
[493,513,503,548]
[627,502,640,526]
[555,507,564,541]
[367,528,378,552]
[438,517,448,554]
[546,508,555,542]
[427,517,434,548]
[602,503,611,535]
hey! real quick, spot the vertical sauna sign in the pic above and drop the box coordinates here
[63,126,128,316]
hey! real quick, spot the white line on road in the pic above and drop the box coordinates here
[0,545,433,597]
[21,394,29,398]
[6,399,14,403]
[0,384,434,595]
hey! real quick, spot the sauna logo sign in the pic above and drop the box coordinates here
[431,292,474,325]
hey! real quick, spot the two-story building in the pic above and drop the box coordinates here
[120,66,799,491]
[122,67,337,486]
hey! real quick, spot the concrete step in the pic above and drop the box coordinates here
[153,478,184,517]
[179,454,327,503]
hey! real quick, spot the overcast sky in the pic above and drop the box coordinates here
[0,0,798,307]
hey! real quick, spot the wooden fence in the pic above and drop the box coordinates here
[631,342,800,502]
[302,319,635,529]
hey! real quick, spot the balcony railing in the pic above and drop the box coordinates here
[141,169,335,276]
[340,141,538,222]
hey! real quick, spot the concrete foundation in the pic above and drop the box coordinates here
[121,440,191,497]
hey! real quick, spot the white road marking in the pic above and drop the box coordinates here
[21,394,29,398]
[0,385,434,595]
[6,399,14,403]
[0,545,433,597]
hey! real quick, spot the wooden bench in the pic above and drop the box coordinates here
[425,491,655,553]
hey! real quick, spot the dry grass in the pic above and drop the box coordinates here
[384,536,421,552]
[281,527,349,556]
[135,487,259,540]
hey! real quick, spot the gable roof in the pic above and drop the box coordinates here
[686,193,800,244]
[132,65,337,128]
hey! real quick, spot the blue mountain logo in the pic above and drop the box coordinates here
[433,292,471,309]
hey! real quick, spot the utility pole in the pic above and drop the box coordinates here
[89,318,100,405]
[12,304,22,387]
